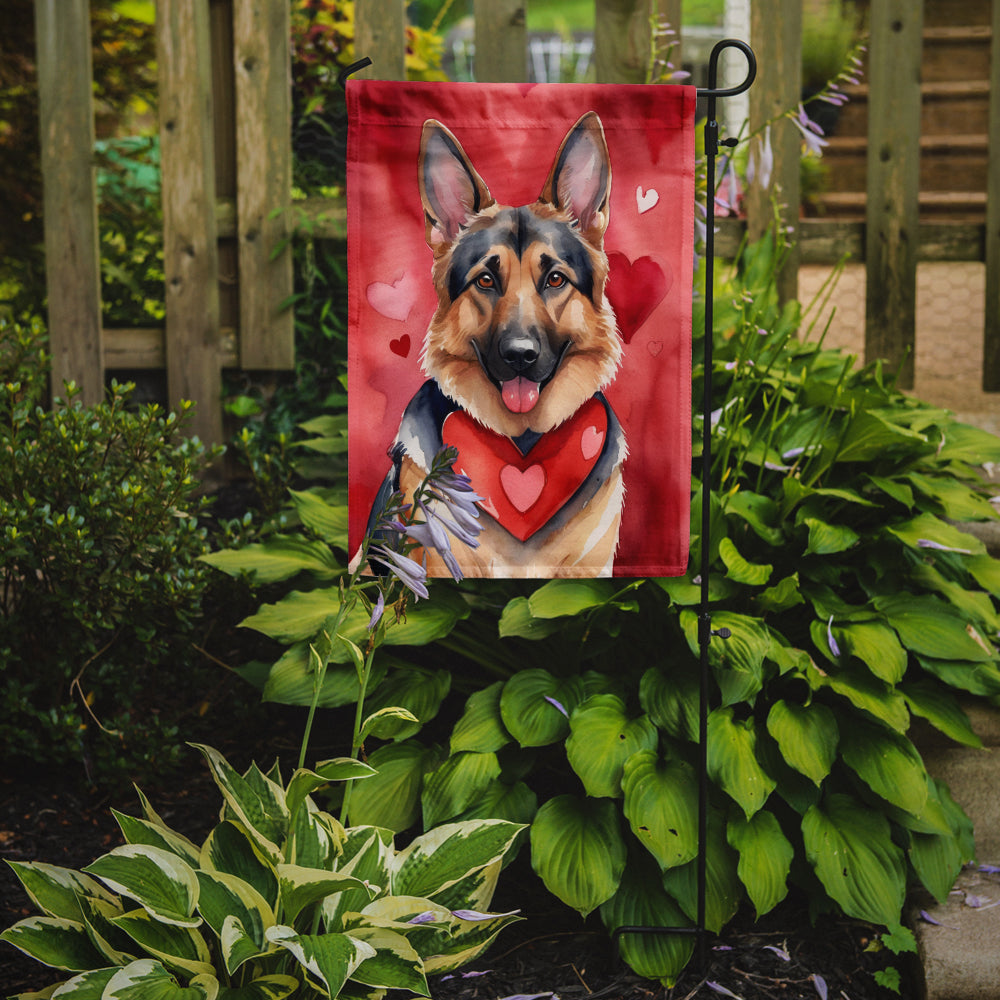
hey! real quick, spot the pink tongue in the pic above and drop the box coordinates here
[501,377,539,413]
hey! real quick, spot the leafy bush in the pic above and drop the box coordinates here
[1,743,524,998]
[207,233,1000,985]
[0,317,220,783]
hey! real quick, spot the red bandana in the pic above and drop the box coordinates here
[442,399,608,541]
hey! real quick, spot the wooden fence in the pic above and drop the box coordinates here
[34,0,1000,444]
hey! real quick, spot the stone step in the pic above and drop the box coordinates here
[922,25,993,83]
[811,189,987,222]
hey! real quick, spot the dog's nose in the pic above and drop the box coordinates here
[499,334,539,372]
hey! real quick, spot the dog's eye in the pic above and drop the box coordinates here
[546,272,567,289]
[475,273,495,290]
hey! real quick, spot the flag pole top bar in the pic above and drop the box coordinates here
[697,38,757,101]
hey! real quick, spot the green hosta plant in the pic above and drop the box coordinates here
[1,744,523,999]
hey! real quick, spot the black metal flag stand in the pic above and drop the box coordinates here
[340,37,758,974]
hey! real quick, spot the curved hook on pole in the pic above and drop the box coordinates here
[337,57,373,89]
[697,38,757,99]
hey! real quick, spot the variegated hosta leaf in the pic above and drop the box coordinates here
[450,681,511,754]
[706,707,776,819]
[727,810,793,917]
[802,793,906,926]
[200,822,278,910]
[277,864,376,925]
[421,751,501,829]
[391,820,524,901]
[566,695,658,798]
[112,811,202,868]
[265,925,375,998]
[46,966,118,997]
[599,853,694,987]
[214,975,299,1000]
[288,801,343,870]
[102,958,218,999]
[661,810,742,934]
[765,700,838,786]
[191,745,287,863]
[0,916,107,971]
[529,795,626,917]
[347,740,442,832]
[195,871,274,974]
[285,760,375,823]
[345,926,429,995]
[838,718,929,817]
[621,751,699,871]
[499,670,585,747]
[4,861,118,922]
[110,908,214,979]
[83,845,200,928]
[323,829,393,931]
[424,859,501,916]
[421,906,523,975]
[77,894,136,966]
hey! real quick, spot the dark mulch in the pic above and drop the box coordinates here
[1,748,915,1000]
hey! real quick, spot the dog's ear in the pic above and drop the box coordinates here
[539,112,611,245]
[419,120,493,248]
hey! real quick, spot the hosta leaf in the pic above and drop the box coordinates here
[530,796,626,917]
[393,820,524,900]
[453,779,538,827]
[346,740,442,832]
[83,846,200,928]
[260,643,387,709]
[935,421,1000,464]
[621,751,699,870]
[276,865,374,925]
[111,909,214,978]
[423,907,522,974]
[46,966,118,998]
[660,810,741,933]
[5,862,118,923]
[450,682,511,754]
[200,822,278,910]
[707,708,776,818]
[680,610,770,706]
[802,793,906,926]
[346,926,428,994]
[200,535,340,584]
[497,596,564,639]
[765,700,838,786]
[639,664,699,743]
[966,553,1000,597]
[76,895,135,966]
[0,916,107,971]
[724,490,784,545]
[566,695,658,798]
[421,751,502,828]
[874,594,995,662]
[499,670,585,747]
[195,871,273,973]
[288,488,349,544]
[322,829,393,931]
[285,759,376,822]
[599,853,694,987]
[103,959,217,1000]
[808,660,910,732]
[526,579,617,618]
[916,655,1000,697]
[910,562,1000,633]
[885,512,985,557]
[901,680,982,748]
[839,718,929,816]
[360,706,421,742]
[835,410,927,463]
[727,811,793,917]
[216,975,299,1000]
[802,517,859,556]
[265,926,375,997]
[909,830,965,905]
[755,573,804,614]
[718,537,772,585]
[833,621,907,684]
[112,812,201,868]
[362,667,451,740]
[906,472,998,521]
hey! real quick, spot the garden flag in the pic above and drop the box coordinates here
[347,81,696,578]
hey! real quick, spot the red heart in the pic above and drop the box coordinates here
[442,398,607,542]
[606,252,671,343]
[390,334,411,358]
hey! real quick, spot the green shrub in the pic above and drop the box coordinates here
[1,743,524,998]
[0,317,220,783]
[211,232,1000,985]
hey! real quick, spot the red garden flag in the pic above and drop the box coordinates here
[347,81,696,578]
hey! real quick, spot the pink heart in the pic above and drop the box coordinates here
[367,272,418,322]
[647,340,664,357]
[390,334,411,358]
[500,464,545,512]
[606,252,671,343]
[581,425,604,461]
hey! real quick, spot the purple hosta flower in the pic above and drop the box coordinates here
[917,538,973,555]
[407,911,438,925]
[406,506,465,581]
[367,590,385,631]
[369,543,429,600]
[919,909,958,929]
[706,982,742,999]
[441,970,493,981]
[791,104,829,156]
[812,974,828,1000]
[827,615,842,658]
[451,908,521,921]
[746,125,774,191]
[979,864,1000,874]
[763,944,791,962]
[715,158,741,215]
[544,695,569,718]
